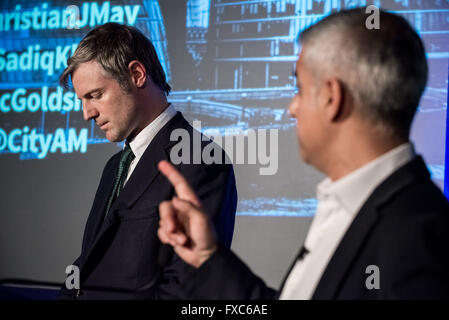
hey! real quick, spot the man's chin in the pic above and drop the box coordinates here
[298,147,310,164]
[105,132,123,143]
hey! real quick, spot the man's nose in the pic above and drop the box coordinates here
[82,101,99,121]
[288,98,298,118]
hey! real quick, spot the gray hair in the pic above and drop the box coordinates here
[300,8,428,138]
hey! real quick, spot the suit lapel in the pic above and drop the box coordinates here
[116,112,185,209]
[80,113,186,275]
[81,154,121,255]
[277,245,309,298]
[312,156,429,299]
[311,204,379,299]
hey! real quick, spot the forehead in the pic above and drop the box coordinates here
[295,49,312,81]
[71,60,114,96]
[295,51,304,79]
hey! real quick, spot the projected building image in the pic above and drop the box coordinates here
[1,0,448,216]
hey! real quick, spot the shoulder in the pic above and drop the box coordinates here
[380,177,449,224]
[166,113,234,175]
[374,177,449,261]
[98,149,123,177]
[359,159,449,259]
[369,156,449,226]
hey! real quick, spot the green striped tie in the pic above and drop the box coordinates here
[104,143,135,219]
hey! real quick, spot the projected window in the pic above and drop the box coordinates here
[1,0,448,216]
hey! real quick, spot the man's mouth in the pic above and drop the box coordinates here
[98,122,108,130]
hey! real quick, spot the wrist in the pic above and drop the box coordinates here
[196,244,218,268]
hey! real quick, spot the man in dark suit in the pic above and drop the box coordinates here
[57,23,237,299]
[156,8,449,299]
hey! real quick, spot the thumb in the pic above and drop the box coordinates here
[172,196,193,209]
[172,197,207,231]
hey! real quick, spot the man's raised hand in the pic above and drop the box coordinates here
[157,160,217,268]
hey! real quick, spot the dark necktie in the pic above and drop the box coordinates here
[104,143,135,219]
[297,246,309,261]
[277,245,310,297]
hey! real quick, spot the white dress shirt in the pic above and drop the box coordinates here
[123,104,177,185]
[279,143,415,299]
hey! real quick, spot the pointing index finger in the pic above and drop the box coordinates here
[158,160,201,207]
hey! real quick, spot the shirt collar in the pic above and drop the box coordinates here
[125,103,177,161]
[317,142,415,216]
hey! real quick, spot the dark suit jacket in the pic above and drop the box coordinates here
[180,156,449,299]
[59,112,237,299]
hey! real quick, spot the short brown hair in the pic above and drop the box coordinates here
[60,22,171,95]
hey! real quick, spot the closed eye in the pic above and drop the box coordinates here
[82,88,104,100]
[91,92,103,99]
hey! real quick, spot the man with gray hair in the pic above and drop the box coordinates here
[156,8,449,299]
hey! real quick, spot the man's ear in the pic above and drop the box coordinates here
[322,77,345,122]
[128,60,147,88]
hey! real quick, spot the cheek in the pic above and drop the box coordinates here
[110,100,128,121]
[296,109,315,142]
[297,121,306,140]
